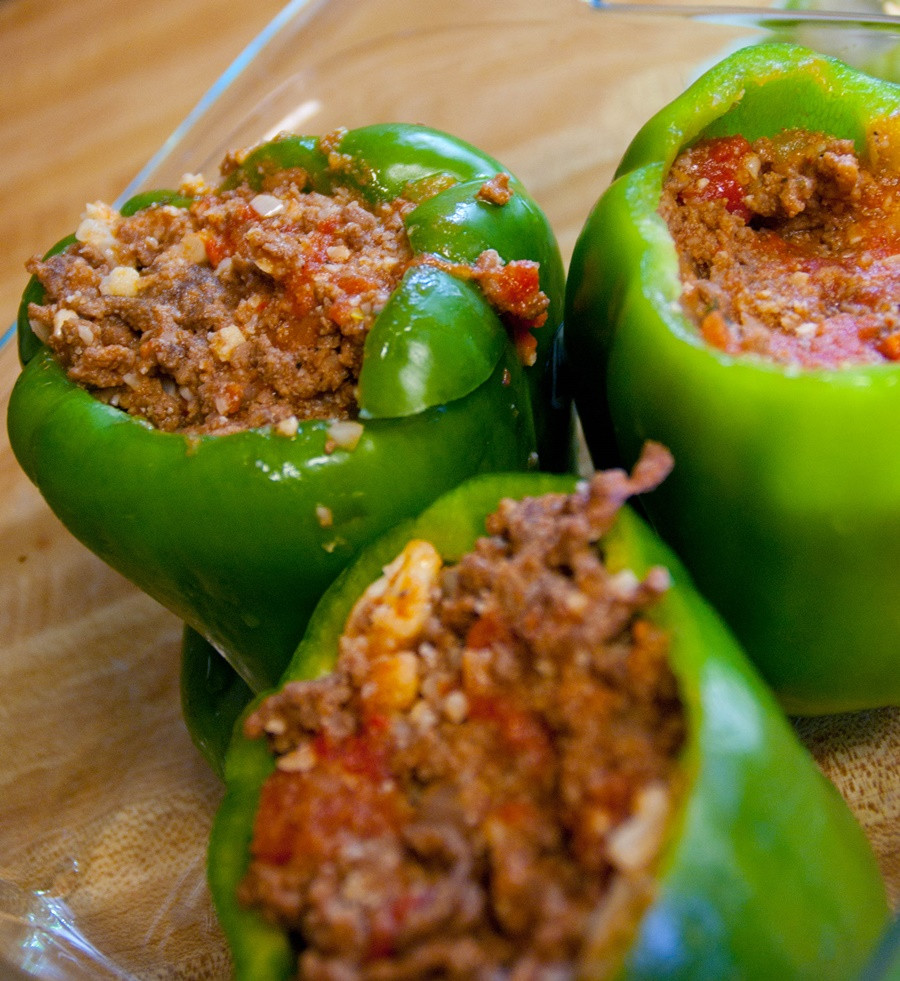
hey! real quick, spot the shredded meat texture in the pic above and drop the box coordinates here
[26,149,548,435]
[241,443,685,980]
[660,128,900,367]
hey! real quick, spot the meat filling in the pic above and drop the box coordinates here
[27,180,414,434]
[241,443,685,979]
[26,158,548,435]
[661,127,900,367]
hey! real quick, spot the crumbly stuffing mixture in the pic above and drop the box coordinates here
[477,173,513,206]
[27,179,414,434]
[419,247,549,366]
[26,154,549,435]
[241,443,684,979]
[660,128,900,367]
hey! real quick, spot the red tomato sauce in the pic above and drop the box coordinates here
[661,128,900,368]
[238,446,685,977]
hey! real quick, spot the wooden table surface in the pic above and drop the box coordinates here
[0,1,896,977]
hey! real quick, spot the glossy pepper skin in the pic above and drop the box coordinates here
[564,44,900,715]
[7,124,568,693]
[207,469,888,981]
[181,625,253,779]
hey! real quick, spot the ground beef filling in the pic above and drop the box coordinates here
[27,179,415,434]
[661,128,900,367]
[241,443,685,980]
[27,166,549,436]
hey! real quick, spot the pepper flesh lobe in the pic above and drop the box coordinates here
[565,43,900,713]
[8,124,569,694]
[209,453,889,980]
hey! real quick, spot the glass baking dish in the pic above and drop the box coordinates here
[1,0,898,977]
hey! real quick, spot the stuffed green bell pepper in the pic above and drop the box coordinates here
[208,445,888,980]
[565,43,900,715]
[8,123,568,693]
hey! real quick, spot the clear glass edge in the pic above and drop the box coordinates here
[585,0,900,28]
[3,0,899,973]
[116,0,327,207]
[5,0,900,352]
[1,0,327,353]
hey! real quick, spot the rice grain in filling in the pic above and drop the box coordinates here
[27,180,415,434]
[26,157,550,436]
[241,444,685,979]
[661,127,900,367]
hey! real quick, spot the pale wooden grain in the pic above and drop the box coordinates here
[0,0,896,976]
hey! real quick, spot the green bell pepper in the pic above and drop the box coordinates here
[181,624,253,778]
[208,466,888,980]
[564,43,900,715]
[862,915,900,981]
[8,124,569,693]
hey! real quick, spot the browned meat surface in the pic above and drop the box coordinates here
[241,444,685,979]
[660,128,900,367]
[27,179,414,435]
[27,147,551,437]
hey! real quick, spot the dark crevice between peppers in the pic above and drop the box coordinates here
[208,467,889,980]
[181,624,254,781]
[861,914,900,981]
[8,124,571,699]
[564,43,900,715]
